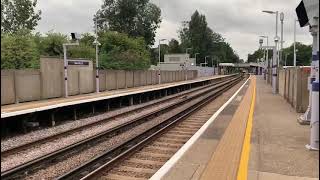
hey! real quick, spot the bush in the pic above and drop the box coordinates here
[99,31,151,70]
[68,45,95,60]
[40,31,68,57]
[1,32,40,69]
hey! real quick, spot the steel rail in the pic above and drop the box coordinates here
[1,75,236,158]
[58,76,242,180]
[1,75,241,180]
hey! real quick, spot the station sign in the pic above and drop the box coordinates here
[67,60,90,66]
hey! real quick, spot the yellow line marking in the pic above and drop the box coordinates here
[237,76,256,180]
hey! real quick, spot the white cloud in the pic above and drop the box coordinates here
[35,0,313,60]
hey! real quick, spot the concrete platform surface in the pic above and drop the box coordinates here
[1,75,228,118]
[152,75,318,180]
[151,76,251,180]
[249,76,319,180]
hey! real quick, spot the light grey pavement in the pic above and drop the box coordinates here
[248,76,319,180]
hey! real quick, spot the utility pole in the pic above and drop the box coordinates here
[185,48,192,81]
[294,19,297,67]
[158,39,167,84]
[280,12,284,66]
[260,35,269,81]
[94,18,106,93]
[195,53,200,66]
[262,10,279,93]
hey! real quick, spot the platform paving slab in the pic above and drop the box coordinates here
[159,78,250,180]
[248,76,319,180]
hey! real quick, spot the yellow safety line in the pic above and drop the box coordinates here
[237,76,256,180]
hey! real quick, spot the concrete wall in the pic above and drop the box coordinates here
[79,70,94,94]
[140,71,147,86]
[68,69,80,96]
[15,70,41,103]
[1,66,199,105]
[146,71,152,85]
[1,70,16,105]
[189,66,214,77]
[133,71,141,87]
[152,71,158,85]
[126,71,134,88]
[40,58,63,99]
[99,71,106,92]
[278,67,310,113]
[278,69,285,96]
[116,70,126,89]
[106,70,117,90]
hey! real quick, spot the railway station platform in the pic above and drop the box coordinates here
[151,75,319,180]
[1,75,229,119]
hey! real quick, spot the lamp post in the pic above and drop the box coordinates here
[216,57,220,75]
[158,39,167,84]
[185,48,192,80]
[195,53,200,66]
[94,18,106,93]
[262,10,280,94]
[205,56,210,67]
[260,35,269,80]
[293,19,299,67]
[280,12,284,66]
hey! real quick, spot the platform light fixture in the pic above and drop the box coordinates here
[94,17,107,93]
[262,9,280,94]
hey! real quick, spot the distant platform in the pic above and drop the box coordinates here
[1,75,230,119]
[151,76,318,180]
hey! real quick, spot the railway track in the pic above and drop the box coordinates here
[58,75,245,180]
[1,74,243,179]
[1,75,236,158]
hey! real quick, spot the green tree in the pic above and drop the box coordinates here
[40,31,68,57]
[168,39,182,53]
[247,49,264,63]
[1,32,40,69]
[179,10,239,65]
[282,42,312,66]
[95,0,161,46]
[98,31,151,70]
[68,45,95,60]
[1,0,41,33]
[80,33,95,46]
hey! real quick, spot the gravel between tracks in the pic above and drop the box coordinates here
[1,81,225,172]
[24,84,218,179]
[97,79,246,180]
[1,86,202,152]
[1,100,178,172]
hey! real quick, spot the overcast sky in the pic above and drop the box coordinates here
[35,0,312,60]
